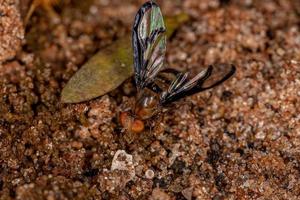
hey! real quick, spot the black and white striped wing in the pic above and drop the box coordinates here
[132,1,166,89]
[160,64,236,105]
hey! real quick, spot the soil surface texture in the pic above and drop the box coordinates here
[0,0,300,199]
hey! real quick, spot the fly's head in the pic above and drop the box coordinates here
[119,88,160,133]
[119,111,145,134]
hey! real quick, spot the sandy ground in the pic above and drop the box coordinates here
[0,0,300,199]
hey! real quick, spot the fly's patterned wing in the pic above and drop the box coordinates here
[160,64,236,105]
[132,1,166,89]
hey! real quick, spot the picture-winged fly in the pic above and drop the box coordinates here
[120,1,236,133]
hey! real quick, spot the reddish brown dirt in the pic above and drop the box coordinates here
[0,0,300,199]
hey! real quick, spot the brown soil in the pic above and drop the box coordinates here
[0,0,300,199]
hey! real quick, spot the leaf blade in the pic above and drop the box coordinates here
[61,13,189,103]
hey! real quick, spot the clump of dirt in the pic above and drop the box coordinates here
[0,0,24,63]
[0,0,300,199]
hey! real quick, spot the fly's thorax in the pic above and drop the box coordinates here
[134,88,160,120]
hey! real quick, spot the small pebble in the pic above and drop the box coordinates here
[150,188,171,200]
[145,169,155,179]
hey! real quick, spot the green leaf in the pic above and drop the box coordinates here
[61,13,189,103]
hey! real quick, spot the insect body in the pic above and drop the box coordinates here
[120,1,236,133]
